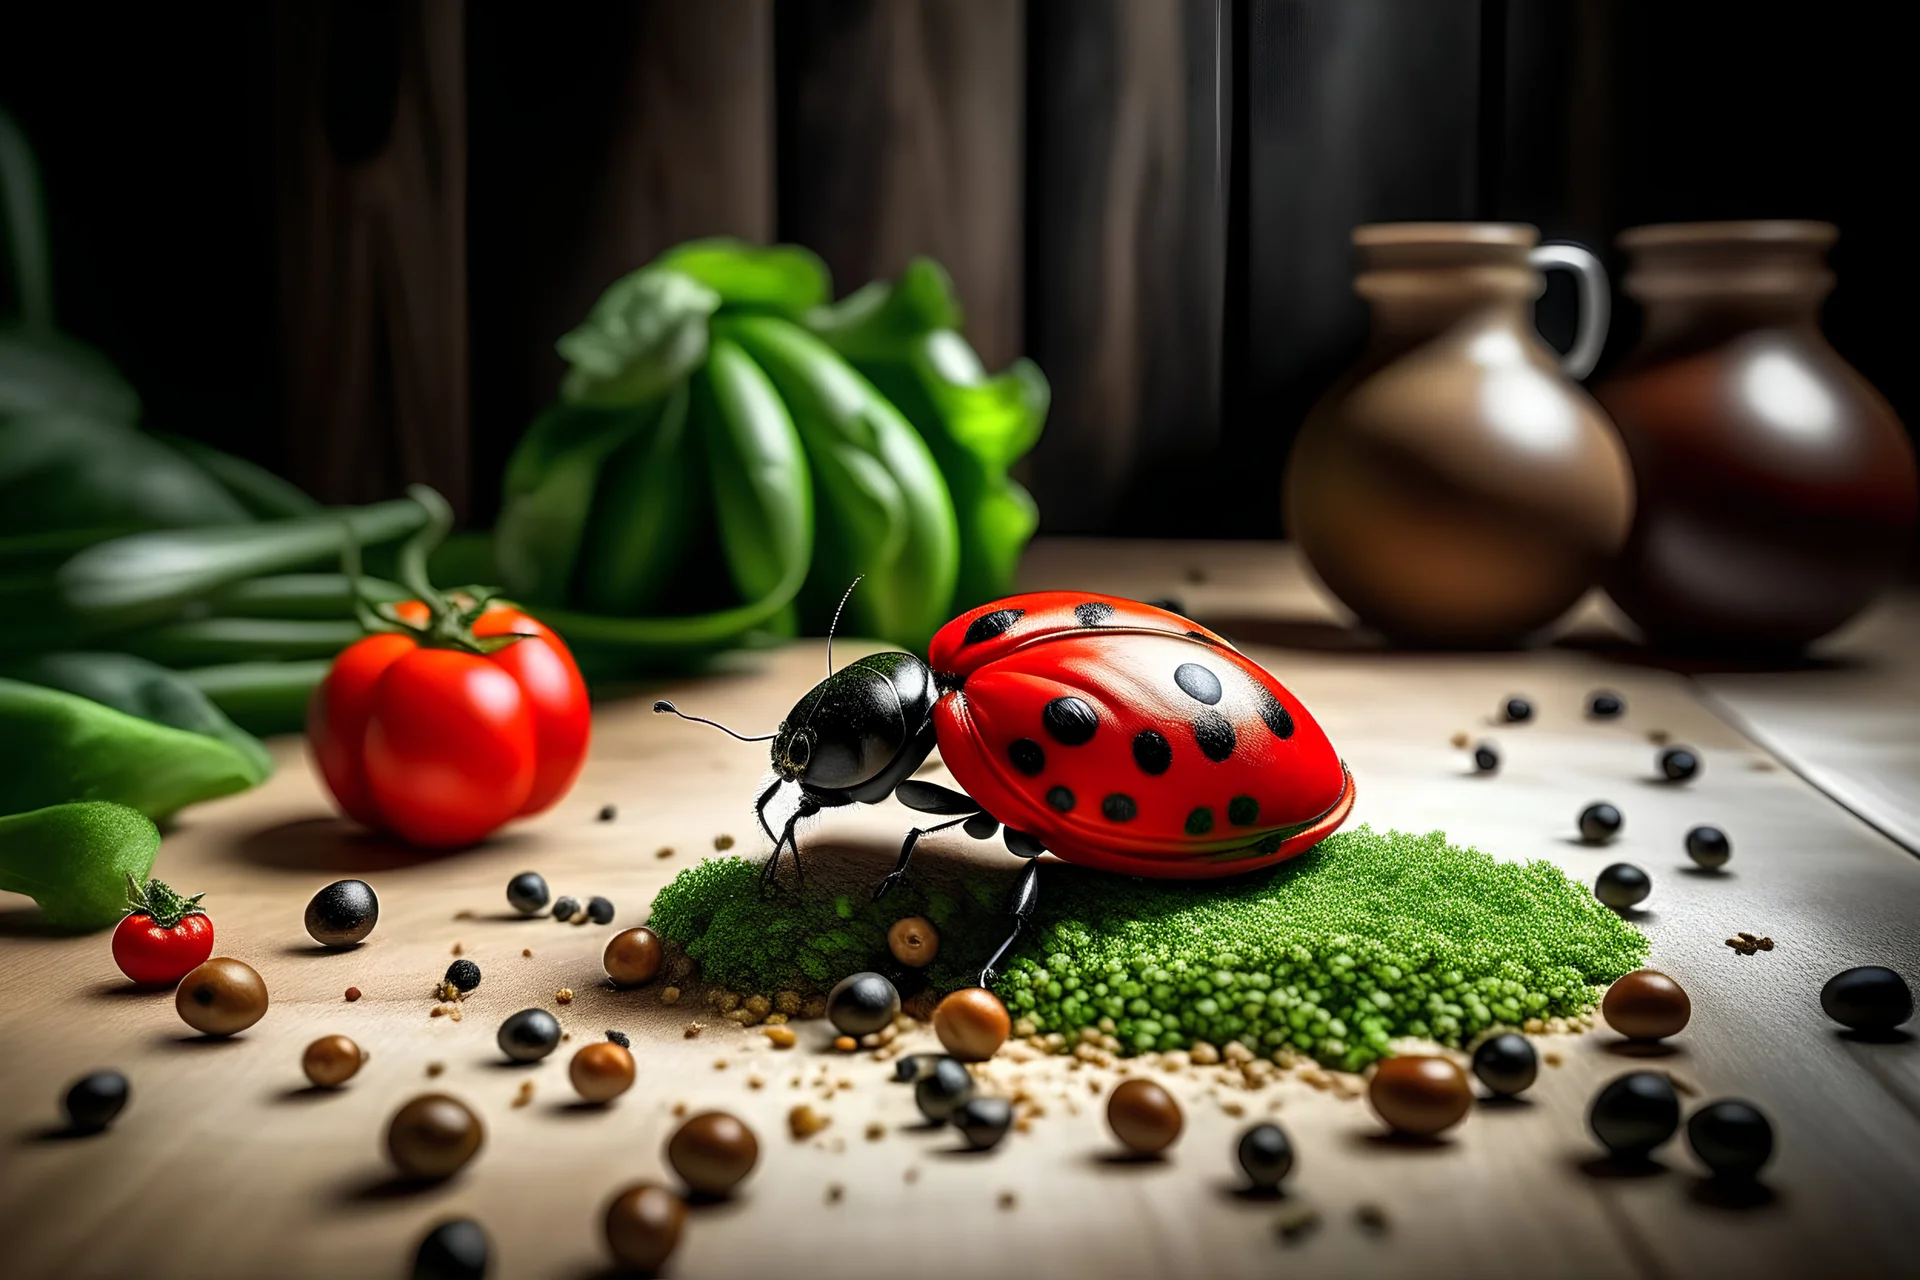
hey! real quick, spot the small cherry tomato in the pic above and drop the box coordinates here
[309,600,589,849]
[112,876,215,987]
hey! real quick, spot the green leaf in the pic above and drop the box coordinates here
[0,802,160,932]
[699,338,814,606]
[0,325,141,423]
[56,496,428,627]
[657,239,832,317]
[556,266,718,407]
[806,259,1049,610]
[496,399,658,604]
[0,410,252,535]
[2,651,274,782]
[722,315,958,650]
[0,108,56,330]
[0,678,265,821]
[574,382,703,615]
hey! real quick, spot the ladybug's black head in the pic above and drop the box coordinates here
[772,651,936,799]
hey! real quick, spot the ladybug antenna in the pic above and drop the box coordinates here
[652,700,776,743]
[825,575,864,676]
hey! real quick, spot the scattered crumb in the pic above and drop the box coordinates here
[865,1121,885,1142]
[430,1006,448,1019]
[1726,931,1775,956]
[714,833,735,850]
[656,846,675,859]
[661,986,681,1005]
[685,1023,704,1039]
[426,1062,445,1077]
[345,986,362,1002]
[1749,759,1777,772]
[522,948,532,958]
[903,1167,919,1185]
[1276,1206,1321,1244]
[1648,729,1670,745]
[747,1075,766,1091]
[774,991,802,1016]
[713,1059,728,1071]
[671,1101,688,1117]
[1450,731,1470,749]
[1356,1204,1389,1236]
[453,909,475,921]
[998,1190,1018,1210]
[556,988,574,1004]
[571,911,590,926]
[450,1006,463,1022]
[561,1032,570,1042]
[1221,1099,1246,1117]
[434,980,466,1003]
[1543,1051,1564,1068]
[598,804,617,822]
[833,1035,857,1053]
[1184,565,1207,584]
[826,1183,844,1204]
[1670,1074,1700,1097]
[764,1026,798,1049]
[512,1081,535,1109]
[789,1105,831,1139]
[764,1013,789,1026]
[451,942,463,956]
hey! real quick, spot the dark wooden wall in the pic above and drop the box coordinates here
[2,1,1911,539]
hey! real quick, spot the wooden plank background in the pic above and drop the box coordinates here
[0,0,1913,539]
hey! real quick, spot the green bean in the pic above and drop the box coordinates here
[208,573,407,620]
[115,617,363,666]
[575,382,702,615]
[178,660,329,736]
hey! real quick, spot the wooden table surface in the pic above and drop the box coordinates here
[4,541,1917,1280]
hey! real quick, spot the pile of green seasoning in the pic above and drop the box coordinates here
[647,826,1649,1070]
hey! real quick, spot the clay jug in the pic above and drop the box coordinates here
[1287,224,1633,646]
[1595,221,1917,654]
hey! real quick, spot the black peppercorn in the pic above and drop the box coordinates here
[1684,826,1731,870]
[1686,1099,1774,1179]
[1658,746,1700,782]
[63,1070,129,1132]
[1503,696,1533,723]
[1820,966,1912,1032]
[412,1217,490,1280]
[953,1096,1012,1150]
[1578,802,1622,844]
[1587,690,1625,719]
[444,959,481,993]
[1236,1122,1294,1190]
[498,1008,562,1063]
[1472,742,1499,773]
[1471,1032,1537,1097]
[1596,863,1651,910]
[586,896,615,925]
[893,1054,933,1084]
[606,1030,631,1048]
[827,972,900,1037]
[597,804,617,822]
[506,871,549,916]
[1589,1071,1679,1159]
[304,879,378,947]
[551,896,581,922]
[915,1057,974,1123]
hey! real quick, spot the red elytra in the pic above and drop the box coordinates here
[927,593,1354,877]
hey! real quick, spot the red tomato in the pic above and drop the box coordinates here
[112,878,215,987]
[308,603,590,848]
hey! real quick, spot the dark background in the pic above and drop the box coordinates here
[1,1,1908,538]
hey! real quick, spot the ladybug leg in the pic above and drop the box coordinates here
[978,858,1041,987]
[872,814,972,901]
[762,793,822,893]
[752,778,783,849]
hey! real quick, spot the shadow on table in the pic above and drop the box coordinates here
[1553,629,1869,677]
[0,906,75,938]
[1198,613,1383,654]
[227,815,526,873]
[1574,1152,1670,1180]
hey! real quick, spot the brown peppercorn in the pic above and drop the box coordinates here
[1602,969,1692,1040]
[603,926,664,988]
[386,1093,484,1180]
[665,1111,759,1197]
[888,916,940,968]
[933,987,1011,1062]
[175,957,269,1037]
[1367,1055,1472,1137]
[344,986,362,1002]
[302,1034,366,1088]
[604,1181,686,1272]
[1107,1078,1183,1154]
[570,1041,636,1104]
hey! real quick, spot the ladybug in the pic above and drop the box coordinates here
[656,590,1355,982]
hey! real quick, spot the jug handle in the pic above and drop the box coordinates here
[1529,242,1610,381]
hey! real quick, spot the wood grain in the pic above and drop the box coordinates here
[777,0,1025,370]
[2,541,1917,1278]
[275,0,471,514]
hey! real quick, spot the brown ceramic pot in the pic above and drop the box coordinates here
[1287,224,1634,646]
[1595,222,1917,653]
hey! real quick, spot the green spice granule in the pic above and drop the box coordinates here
[647,826,1648,1069]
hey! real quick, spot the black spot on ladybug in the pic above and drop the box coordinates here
[1174,663,1223,705]
[1192,710,1236,762]
[1184,631,1216,645]
[1102,793,1138,822]
[1252,683,1294,739]
[1229,795,1259,826]
[1008,738,1046,775]
[1255,832,1286,856]
[1042,696,1099,746]
[1131,729,1172,775]
[1046,785,1075,812]
[1185,807,1214,835]
[964,608,1024,645]
[1073,601,1115,627]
